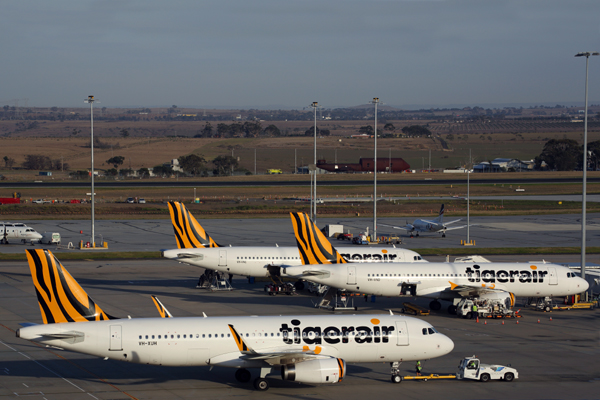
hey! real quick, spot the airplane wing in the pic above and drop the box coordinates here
[379,223,414,231]
[444,224,468,231]
[228,324,332,365]
[447,281,504,296]
[443,219,462,226]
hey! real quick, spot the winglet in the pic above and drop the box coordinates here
[26,249,117,324]
[290,212,347,265]
[168,201,220,249]
[228,324,255,354]
[151,295,173,318]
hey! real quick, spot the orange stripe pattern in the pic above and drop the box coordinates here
[290,212,347,265]
[168,202,219,249]
[26,249,115,324]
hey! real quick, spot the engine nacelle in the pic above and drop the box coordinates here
[281,358,346,384]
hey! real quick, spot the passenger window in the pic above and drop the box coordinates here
[139,335,142,339]
[145,335,148,339]
[152,335,155,339]
[183,335,186,339]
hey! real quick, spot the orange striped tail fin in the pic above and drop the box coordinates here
[25,249,116,324]
[290,212,347,265]
[168,201,219,249]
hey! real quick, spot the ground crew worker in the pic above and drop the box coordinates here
[416,360,423,376]
[471,303,478,319]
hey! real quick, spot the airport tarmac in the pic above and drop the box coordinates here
[0,259,598,399]
[1,213,600,257]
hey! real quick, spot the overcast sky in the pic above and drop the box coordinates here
[2,0,600,109]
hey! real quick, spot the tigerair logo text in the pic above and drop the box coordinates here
[466,264,548,284]
[339,253,398,262]
[279,318,395,345]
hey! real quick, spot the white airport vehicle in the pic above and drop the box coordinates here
[18,249,454,391]
[455,295,516,319]
[282,212,590,314]
[161,202,427,287]
[380,204,467,238]
[39,232,61,245]
[457,356,518,382]
[0,222,43,244]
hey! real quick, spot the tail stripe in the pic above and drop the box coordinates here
[26,249,115,324]
[168,202,219,249]
[290,212,346,264]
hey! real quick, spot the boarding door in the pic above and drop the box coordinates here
[548,267,558,285]
[395,321,409,345]
[219,250,227,267]
[347,266,356,285]
[109,325,122,351]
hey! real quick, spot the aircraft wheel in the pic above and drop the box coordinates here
[235,368,251,383]
[504,372,514,382]
[253,378,269,391]
[448,305,457,315]
[480,373,490,382]
[391,374,402,383]
[429,300,441,311]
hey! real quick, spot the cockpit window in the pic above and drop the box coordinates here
[428,327,436,334]
[422,328,428,335]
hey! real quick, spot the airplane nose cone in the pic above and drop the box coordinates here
[579,278,589,292]
[437,334,454,357]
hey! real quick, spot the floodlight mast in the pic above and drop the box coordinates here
[372,98,379,241]
[574,51,599,299]
[310,102,318,223]
[84,95,96,246]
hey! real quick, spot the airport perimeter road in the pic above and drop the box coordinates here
[0,259,598,399]
[1,213,599,258]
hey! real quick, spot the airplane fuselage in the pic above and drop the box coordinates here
[17,314,453,367]
[162,246,426,277]
[0,223,42,243]
[283,262,588,300]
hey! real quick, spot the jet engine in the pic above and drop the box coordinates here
[281,358,346,384]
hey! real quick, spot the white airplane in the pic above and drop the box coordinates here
[381,204,466,237]
[161,202,427,286]
[17,249,454,390]
[282,212,589,313]
[0,222,42,244]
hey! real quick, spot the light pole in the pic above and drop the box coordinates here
[575,51,599,299]
[310,102,318,222]
[84,95,96,247]
[372,98,379,241]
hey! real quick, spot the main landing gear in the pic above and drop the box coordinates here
[235,367,272,391]
[390,361,403,383]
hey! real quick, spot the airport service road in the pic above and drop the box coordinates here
[0,259,598,399]
[1,213,599,256]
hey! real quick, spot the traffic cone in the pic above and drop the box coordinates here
[502,320,504,325]
[537,319,540,323]
[484,320,487,325]
[516,320,519,325]
[549,317,552,321]
[80,230,83,234]
[476,316,479,323]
